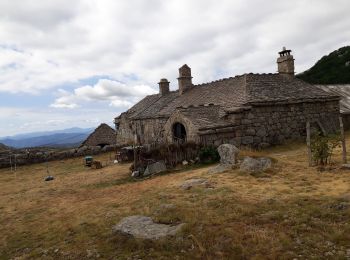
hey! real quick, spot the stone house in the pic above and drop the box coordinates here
[114,48,341,148]
[81,123,116,147]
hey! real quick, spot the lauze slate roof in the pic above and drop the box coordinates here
[314,84,350,113]
[118,73,340,121]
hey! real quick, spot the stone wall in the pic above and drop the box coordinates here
[199,100,340,148]
[0,145,116,169]
[116,115,168,147]
[116,100,340,149]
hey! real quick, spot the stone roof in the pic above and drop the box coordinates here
[81,123,116,147]
[314,84,350,113]
[119,73,340,121]
[177,105,228,129]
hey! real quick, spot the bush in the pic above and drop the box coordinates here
[310,132,341,165]
[199,146,220,164]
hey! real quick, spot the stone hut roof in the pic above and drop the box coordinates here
[81,123,116,147]
[117,73,340,121]
[314,84,350,114]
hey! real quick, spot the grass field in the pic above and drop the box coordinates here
[0,140,350,259]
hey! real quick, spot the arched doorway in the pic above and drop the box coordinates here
[172,122,187,143]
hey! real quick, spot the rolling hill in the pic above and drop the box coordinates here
[297,46,350,84]
[0,127,94,148]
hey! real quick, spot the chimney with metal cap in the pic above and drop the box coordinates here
[277,47,295,79]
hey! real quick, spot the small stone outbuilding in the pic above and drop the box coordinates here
[81,123,116,148]
[114,48,341,148]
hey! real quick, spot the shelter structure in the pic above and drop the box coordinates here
[81,123,116,148]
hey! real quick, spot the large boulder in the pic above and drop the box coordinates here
[143,161,167,177]
[208,144,239,174]
[239,157,272,173]
[218,144,239,164]
[112,215,184,240]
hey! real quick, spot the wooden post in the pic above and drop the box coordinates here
[339,116,347,164]
[306,121,312,166]
[9,153,13,172]
[133,134,138,171]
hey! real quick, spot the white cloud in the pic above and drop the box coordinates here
[0,0,349,135]
[0,0,349,95]
[51,79,156,109]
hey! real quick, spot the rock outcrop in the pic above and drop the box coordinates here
[239,157,272,173]
[112,215,184,240]
[208,144,239,174]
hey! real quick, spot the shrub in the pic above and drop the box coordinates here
[199,146,220,164]
[310,132,341,165]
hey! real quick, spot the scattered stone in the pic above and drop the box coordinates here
[330,202,349,211]
[86,249,100,258]
[44,176,54,181]
[131,171,140,178]
[112,215,184,240]
[182,160,189,166]
[341,164,350,169]
[239,157,272,173]
[180,178,209,190]
[143,161,167,177]
[208,164,233,174]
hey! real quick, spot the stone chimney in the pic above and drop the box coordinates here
[178,64,193,95]
[277,47,295,78]
[158,78,170,95]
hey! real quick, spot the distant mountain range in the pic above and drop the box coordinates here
[298,46,350,84]
[0,127,95,149]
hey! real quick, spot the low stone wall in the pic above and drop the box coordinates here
[0,145,116,169]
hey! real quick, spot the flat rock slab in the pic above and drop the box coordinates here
[208,164,233,174]
[144,161,167,176]
[240,157,272,173]
[112,215,184,240]
[180,178,209,190]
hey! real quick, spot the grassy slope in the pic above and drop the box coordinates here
[297,46,350,84]
[0,141,349,259]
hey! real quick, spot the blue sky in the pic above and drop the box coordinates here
[0,0,349,137]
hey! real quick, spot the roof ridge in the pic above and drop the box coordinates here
[194,73,279,87]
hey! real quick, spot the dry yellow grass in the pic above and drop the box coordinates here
[0,140,350,259]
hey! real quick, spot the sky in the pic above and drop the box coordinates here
[0,0,349,137]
